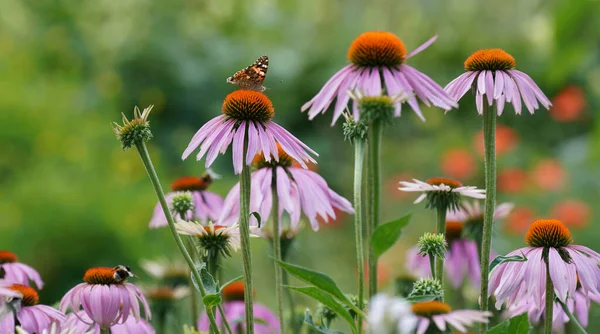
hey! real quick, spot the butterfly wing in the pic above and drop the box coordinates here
[226,56,268,91]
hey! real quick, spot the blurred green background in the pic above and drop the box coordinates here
[1,0,600,331]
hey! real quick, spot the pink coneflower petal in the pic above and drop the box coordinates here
[406,35,438,59]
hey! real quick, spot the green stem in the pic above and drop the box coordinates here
[367,119,382,297]
[100,329,110,334]
[429,254,436,281]
[239,126,255,334]
[282,270,298,333]
[353,138,366,333]
[558,299,588,334]
[207,252,233,334]
[545,260,554,334]
[184,235,200,328]
[479,103,496,331]
[270,174,285,334]
[135,141,220,334]
[435,206,446,300]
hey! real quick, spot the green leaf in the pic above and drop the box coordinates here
[485,313,531,334]
[405,294,441,302]
[489,253,528,273]
[303,310,344,334]
[190,263,222,307]
[371,214,412,258]
[220,275,243,290]
[287,286,357,334]
[250,212,262,228]
[275,260,352,308]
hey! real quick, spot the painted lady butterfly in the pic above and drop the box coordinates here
[226,56,268,92]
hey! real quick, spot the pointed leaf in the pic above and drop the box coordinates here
[485,313,531,334]
[220,275,244,290]
[489,253,528,273]
[190,263,222,307]
[303,310,344,334]
[250,212,262,228]
[371,214,412,258]
[287,286,357,333]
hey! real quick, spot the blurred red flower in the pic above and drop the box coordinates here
[551,199,591,229]
[531,159,567,191]
[549,85,586,122]
[473,124,519,157]
[498,168,528,193]
[440,148,476,180]
[505,206,536,234]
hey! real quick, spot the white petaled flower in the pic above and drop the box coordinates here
[139,258,189,281]
[175,220,247,258]
[368,293,417,334]
[398,177,485,211]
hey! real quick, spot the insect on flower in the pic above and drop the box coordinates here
[113,265,134,283]
[226,56,269,92]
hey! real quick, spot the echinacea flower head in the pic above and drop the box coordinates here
[444,49,551,115]
[219,144,354,231]
[0,284,65,334]
[490,219,600,309]
[63,310,155,334]
[149,173,224,228]
[398,178,485,211]
[302,31,457,124]
[0,250,44,289]
[112,105,153,150]
[175,220,242,257]
[408,278,443,299]
[198,282,279,334]
[368,293,417,334]
[182,90,317,174]
[16,322,94,334]
[59,266,151,329]
[0,279,22,317]
[411,301,491,334]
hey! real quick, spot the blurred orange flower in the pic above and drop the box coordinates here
[549,85,586,122]
[531,159,567,191]
[440,148,476,180]
[551,199,591,229]
[473,124,519,157]
[505,206,537,234]
[498,168,528,193]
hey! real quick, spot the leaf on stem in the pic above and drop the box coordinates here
[303,310,345,334]
[371,214,412,258]
[485,313,531,334]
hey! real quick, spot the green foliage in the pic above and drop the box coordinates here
[371,214,412,258]
[489,253,528,273]
[287,286,356,333]
[485,313,532,334]
[190,263,222,308]
[303,310,345,334]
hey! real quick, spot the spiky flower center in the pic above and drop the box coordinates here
[10,284,39,306]
[197,226,234,258]
[409,278,443,299]
[464,49,516,72]
[252,143,293,169]
[83,267,124,285]
[445,221,464,242]
[411,301,452,317]
[0,250,17,264]
[222,90,274,122]
[525,219,572,248]
[426,177,463,188]
[171,176,211,191]
[222,282,245,301]
[347,31,406,67]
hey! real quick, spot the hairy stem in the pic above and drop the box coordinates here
[558,299,588,334]
[367,119,382,297]
[270,174,286,334]
[479,103,496,331]
[353,138,366,332]
[135,141,220,333]
[545,260,554,334]
[436,206,446,300]
[239,125,255,334]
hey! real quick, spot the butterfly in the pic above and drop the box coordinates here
[226,56,268,92]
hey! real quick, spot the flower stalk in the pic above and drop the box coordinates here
[239,125,255,334]
[435,206,446,299]
[479,102,496,327]
[353,138,366,333]
[544,259,554,334]
[558,299,588,334]
[270,175,285,334]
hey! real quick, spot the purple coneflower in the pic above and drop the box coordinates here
[198,282,279,334]
[505,289,598,332]
[0,251,44,289]
[59,266,151,330]
[398,178,486,210]
[0,284,65,333]
[182,90,317,174]
[219,144,354,231]
[302,31,457,124]
[64,310,155,334]
[149,174,223,228]
[411,301,491,334]
[490,219,600,309]
[444,49,551,115]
